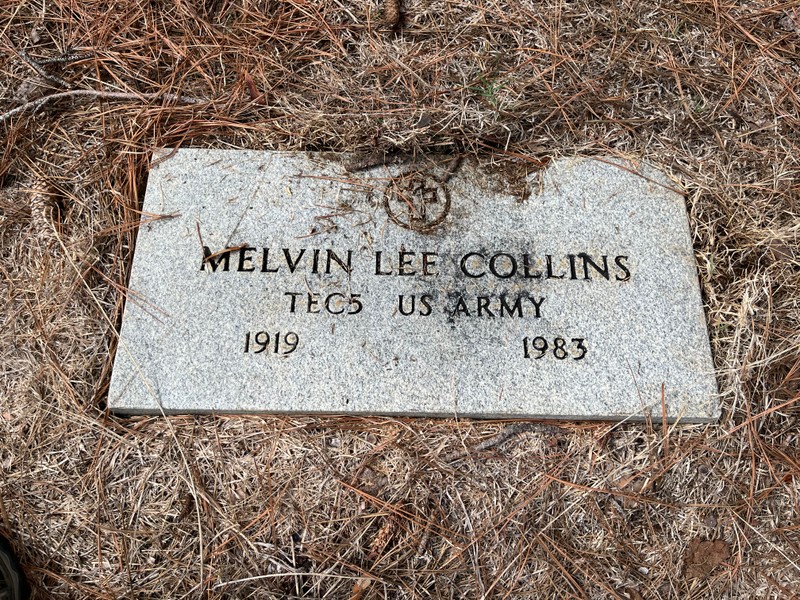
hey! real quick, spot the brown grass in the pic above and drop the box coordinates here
[1,0,799,598]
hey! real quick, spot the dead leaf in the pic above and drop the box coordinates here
[349,577,372,600]
[623,587,643,600]
[617,472,655,508]
[683,538,730,579]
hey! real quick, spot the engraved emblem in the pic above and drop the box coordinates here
[383,172,451,233]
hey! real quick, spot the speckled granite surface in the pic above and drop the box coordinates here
[109,149,719,421]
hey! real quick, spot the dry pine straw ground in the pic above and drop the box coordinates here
[0,0,799,598]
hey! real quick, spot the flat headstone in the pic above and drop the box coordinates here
[109,149,719,421]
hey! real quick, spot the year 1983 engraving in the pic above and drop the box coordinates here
[244,331,299,355]
[523,336,587,360]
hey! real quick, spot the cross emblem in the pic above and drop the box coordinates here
[383,172,451,233]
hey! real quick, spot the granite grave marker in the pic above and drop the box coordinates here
[109,149,719,421]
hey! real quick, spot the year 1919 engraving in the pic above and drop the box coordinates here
[244,331,299,355]
[523,336,587,360]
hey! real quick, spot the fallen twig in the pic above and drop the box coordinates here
[0,88,207,124]
[37,53,95,65]
[444,422,562,462]
[18,50,70,89]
